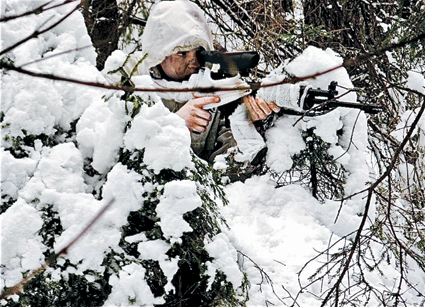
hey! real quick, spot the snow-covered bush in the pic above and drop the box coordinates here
[2,1,424,306]
[1,1,248,306]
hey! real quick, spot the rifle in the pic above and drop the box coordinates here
[197,50,384,116]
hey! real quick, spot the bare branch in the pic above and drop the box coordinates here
[0,0,74,22]
[320,90,425,306]
[19,45,93,67]
[0,3,80,56]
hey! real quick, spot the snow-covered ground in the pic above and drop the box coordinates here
[1,1,424,306]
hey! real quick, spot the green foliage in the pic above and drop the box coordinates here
[115,136,245,305]
[3,132,49,159]
[383,2,425,72]
[284,23,334,51]
[208,271,250,307]
[3,204,111,307]
[0,55,14,69]
[116,0,150,51]
[4,269,110,307]
[2,117,78,159]
[38,203,64,257]
[1,195,15,214]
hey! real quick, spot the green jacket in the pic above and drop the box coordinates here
[162,98,236,163]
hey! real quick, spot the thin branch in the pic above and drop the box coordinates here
[320,91,425,306]
[0,3,80,56]
[19,45,93,67]
[56,198,115,256]
[237,251,287,305]
[0,0,65,22]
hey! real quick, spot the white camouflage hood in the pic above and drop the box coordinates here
[137,0,214,75]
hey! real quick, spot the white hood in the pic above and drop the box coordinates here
[137,1,214,75]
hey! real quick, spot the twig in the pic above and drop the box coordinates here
[0,0,76,22]
[0,3,80,56]
[237,251,286,305]
[320,91,425,306]
[18,45,93,67]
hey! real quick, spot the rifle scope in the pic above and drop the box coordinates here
[197,50,260,78]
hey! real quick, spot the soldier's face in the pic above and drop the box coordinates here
[160,49,200,80]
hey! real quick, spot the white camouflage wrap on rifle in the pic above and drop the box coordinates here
[257,73,309,111]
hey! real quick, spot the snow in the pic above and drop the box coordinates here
[137,240,180,293]
[220,178,334,304]
[0,148,37,199]
[264,117,306,172]
[104,262,165,306]
[1,1,424,306]
[156,180,202,243]
[77,95,126,174]
[407,70,425,94]
[0,199,45,287]
[392,70,425,148]
[204,232,244,290]
[124,102,194,174]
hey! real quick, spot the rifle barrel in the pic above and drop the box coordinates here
[307,99,383,114]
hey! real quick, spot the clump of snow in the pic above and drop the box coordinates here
[102,49,129,84]
[406,70,425,94]
[104,263,165,306]
[124,102,193,173]
[156,180,202,243]
[264,116,306,172]
[53,163,147,274]
[2,76,63,136]
[137,240,180,293]
[1,148,37,199]
[101,163,145,216]
[0,199,45,288]
[37,143,87,193]
[53,194,118,275]
[77,95,126,174]
[390,71,425,156]
[103,50,128,73]
[205,233,244,290]
[391,105,425,145]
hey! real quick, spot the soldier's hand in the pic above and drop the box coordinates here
[243,95,280,121]
[176,96,220,132]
